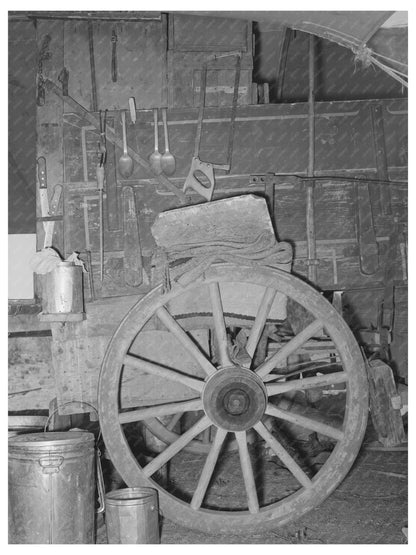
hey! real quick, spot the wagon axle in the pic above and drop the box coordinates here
[202,367,267,432]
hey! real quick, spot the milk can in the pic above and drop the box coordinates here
[8,431,96,544]
[42,261,84,316]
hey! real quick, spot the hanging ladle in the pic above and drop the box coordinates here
[149,108,162,175]
[118,110,134,179]
[161,107,176,176]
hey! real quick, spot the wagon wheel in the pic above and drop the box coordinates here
[98,264,368,533]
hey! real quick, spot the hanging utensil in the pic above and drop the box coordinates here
[36,34,51,106]
[105,129,120,232]
[111,29,118,83]
[129,97,136,124]
[98,109,107,161]
[355,178,379,276]
[84,249,96,302]
[370,104,392,216]
[149,108,162,175]
[37,156,49,234]
[122,186,143,287]
[46,80,188,203]
[57,67,69,97]
[161,107,176,176]
[96,161,105,282]
[98,110,120,232]
[118,110,134,179]
[87,21,98,112]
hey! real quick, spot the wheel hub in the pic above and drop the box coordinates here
[202,367,267,431]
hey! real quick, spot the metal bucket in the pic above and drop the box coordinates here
[8,431,96,544]
[105,487,160,544]
[42,261,84,315]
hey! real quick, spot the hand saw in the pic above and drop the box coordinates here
[183,52,242,201]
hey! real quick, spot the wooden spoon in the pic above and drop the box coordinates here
[161,107,176,176]
[149,108,162,175]
[118,110,134,179]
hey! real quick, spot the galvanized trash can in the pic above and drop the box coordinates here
[105,487,160,544]
[8,431,96,544]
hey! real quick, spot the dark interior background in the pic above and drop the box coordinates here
[9,19,37,234]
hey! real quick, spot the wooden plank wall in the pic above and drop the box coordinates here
[64,18,167,110]
[9,335,56,411]
[63,99,407,182]
[61,98,407,295]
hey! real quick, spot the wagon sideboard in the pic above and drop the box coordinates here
[9,93,407,413]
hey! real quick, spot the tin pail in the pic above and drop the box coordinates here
[8,431,95,543]
[105,487,160,544]
[43,261,84,314]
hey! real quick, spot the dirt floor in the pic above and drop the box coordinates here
[96,423,408,544]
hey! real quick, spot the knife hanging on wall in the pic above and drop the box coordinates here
[37,156,63,248]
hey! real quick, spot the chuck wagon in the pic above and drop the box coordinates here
[8,12,407,535]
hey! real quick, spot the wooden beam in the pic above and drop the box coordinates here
[276,27,291,102]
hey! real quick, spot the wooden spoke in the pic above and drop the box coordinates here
[256,320,323,379]
[119,399,202,424]
[254,421,312,488]
[124,354,204,393]
[156,306,216,377]
[262,361,338,382]
[245,287,276,359]
[265,403,344,442]
[166,412,184,431]
[191,428,228,510]
[202,426,211,444]
[209,282,233,367]
[143,415,211,477]
[266,371,348,396]
[235,431,259,513]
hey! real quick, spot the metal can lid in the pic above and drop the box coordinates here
[8,431,95,449]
